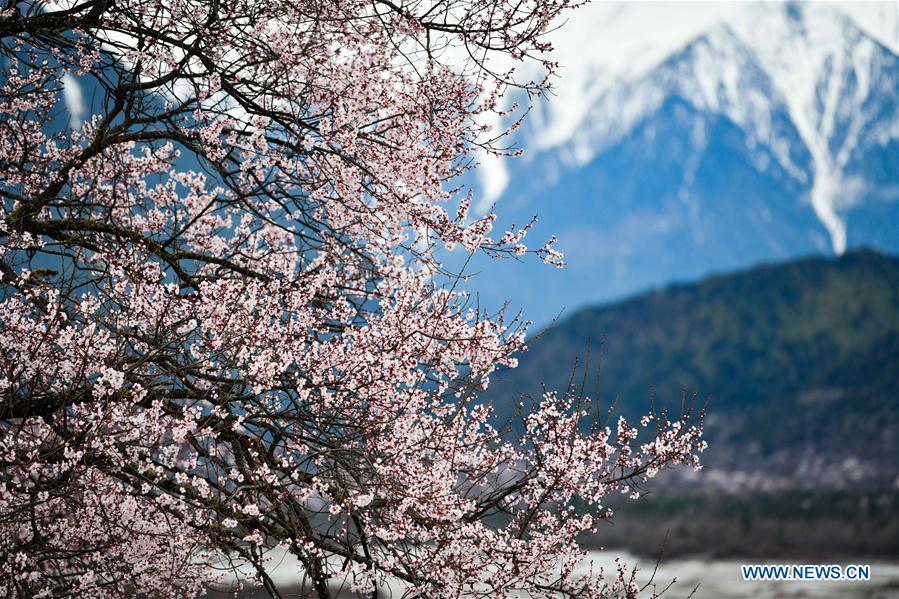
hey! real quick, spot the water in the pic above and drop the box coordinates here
[215,549,899,598]
[584,551,899,599]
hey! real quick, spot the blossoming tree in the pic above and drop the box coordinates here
[0,1,705,597]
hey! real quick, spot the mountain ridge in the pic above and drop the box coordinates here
[482,249,899,490]
[539,2,898,253]
[465,3,898,327]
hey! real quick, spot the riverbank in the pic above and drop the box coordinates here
[579,489,899,561]
[204,550,899,598]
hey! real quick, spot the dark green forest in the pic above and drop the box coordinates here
[483,250,899,557]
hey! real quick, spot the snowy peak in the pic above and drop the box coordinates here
[652,23,807,182]
[558,19,803,186]
[464,3,896,329]
[661,23,773,113]
[730,2,899,252]
[531,2,898,254]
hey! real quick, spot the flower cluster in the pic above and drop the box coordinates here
[0,1,702,597]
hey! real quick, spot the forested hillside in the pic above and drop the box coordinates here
[481,250,899,557]
[486,250,899,489]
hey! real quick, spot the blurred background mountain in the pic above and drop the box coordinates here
[481,250,899,558]
[462,1,897,327]
[462,1,899,561]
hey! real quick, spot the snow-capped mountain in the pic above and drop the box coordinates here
[560,3,899,251]
[473,2,898,326]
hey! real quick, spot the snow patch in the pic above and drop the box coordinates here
[61,73,84,129]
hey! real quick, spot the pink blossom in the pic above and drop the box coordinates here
[0,1,702,597]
